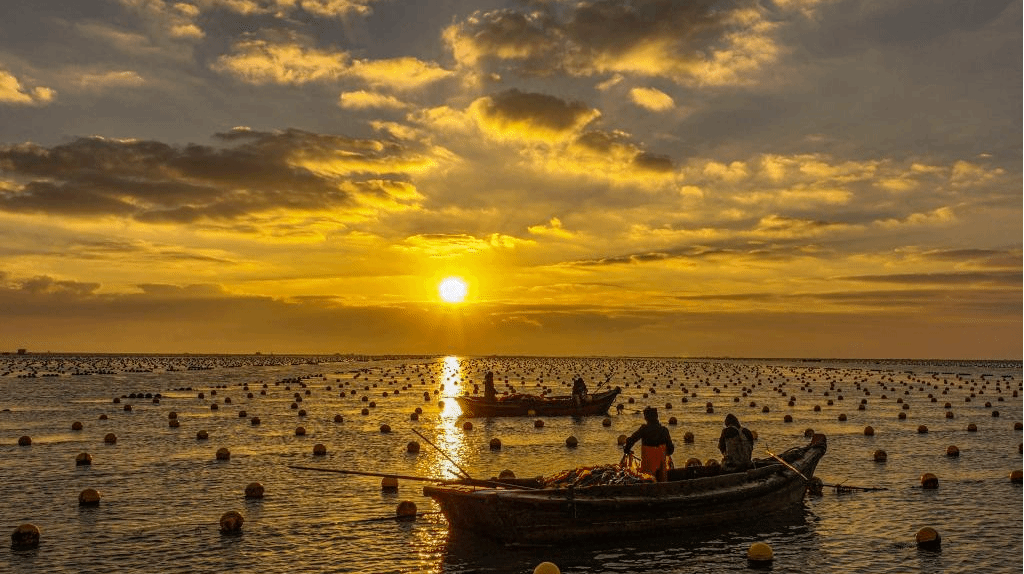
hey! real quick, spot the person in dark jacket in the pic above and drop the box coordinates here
[483,371,496,401]
[718,413,754,472]
[623,407,675,481]
[571,376,588,406]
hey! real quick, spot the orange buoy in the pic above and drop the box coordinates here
[915,527,941,550]
[17,435,31,446]
[380,424,391,433]
[873,449,887,462]
[535,420,545,429]
[295,426,306,436]
[967,423,978,432]
[72,421,83,431]
[11,523,40,549]
[103,433,117,444]
[863,426,874,436]
[76,452,93,466]
[216,447,230,461]
[838,413,847,421]
[534,562,560,574]
[684,431,695,444]
[396,500,417,521]
[244,482,265,499]
[1010,470,1023,483]
[747,541,774,567]
[602,417,611,427]
[489,438,502,450]
[381,477,399,492]
[804,428,815,438]
[313,443,327,456]
[920,473,939,489]
[78,488,101,507]
[565,436,578,448]
[667,416,677,425]
[406,441,420,454]
[917,425,928,434]
[945,445,959,457]
[499,469,516,479]
[462,421,473,431]
[219,511,244,534]
[616,434,627,445]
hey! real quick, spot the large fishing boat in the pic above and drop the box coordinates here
[422,434,827,545]
[454,387,621,417]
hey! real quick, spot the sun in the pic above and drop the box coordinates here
[438,276,468,303]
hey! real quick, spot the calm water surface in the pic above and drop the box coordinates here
[1,355,1020,573]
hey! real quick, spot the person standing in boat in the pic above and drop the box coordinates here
[718,413,755,472]
[571,376,588,406]
[483,371,497,402]
[623,407,674,482]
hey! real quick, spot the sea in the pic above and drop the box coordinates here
[1,354,1021,573]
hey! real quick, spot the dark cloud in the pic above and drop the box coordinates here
[479,89,597,133]
[0,129,426,223]
[840,271,1021,287]
[449,0,759,80]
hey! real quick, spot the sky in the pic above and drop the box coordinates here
[0,0,1020,359]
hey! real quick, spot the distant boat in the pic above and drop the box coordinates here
[423,434,827,545]
[455,387,621,417]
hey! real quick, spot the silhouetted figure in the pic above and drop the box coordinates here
[624,407,674,482]
[483,371,496,401]
[718,413,754,472]
[572,376,588,406]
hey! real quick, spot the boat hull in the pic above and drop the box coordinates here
[454,387,620,417]
[424,435,826,545]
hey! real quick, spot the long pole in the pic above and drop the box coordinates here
[412,429,474,480]
[765,449,886,492]
[287,464,539,490]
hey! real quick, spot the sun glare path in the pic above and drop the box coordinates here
[438,276,467,303]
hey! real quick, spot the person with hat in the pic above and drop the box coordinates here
[718,413,755,472]
[623,407,675,481]
[483,371,497,401]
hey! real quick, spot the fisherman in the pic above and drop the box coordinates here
[572,376,588,406]
[718,413,755,472]
[483,371,497,401]
[623,407,674,482]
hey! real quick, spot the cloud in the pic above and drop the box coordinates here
[444,0,781,86]
[395,233,532,258]
[0,69,56,105]
[212,38,350,84]
[349,57,454,91]
[75,70,146,90]
[469,89,601,143]
[528,217,575,239]
[629,86,675,111]
[0,129,436,229]
[339,90,407,110]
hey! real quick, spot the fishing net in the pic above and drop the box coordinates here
[541,463,655,488]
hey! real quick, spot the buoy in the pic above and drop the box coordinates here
[864,426,874,436]
[99,414,108,420]
[103,433,117,444]
[169,419,180,428]
[747,541,774,567]
[168,411,177,419]
[784,414,793,422]
[295,426,306,436]
[498,469,516,479]
[244,482,264,499]
[313,443,327,456]
[406,441,420,454]
[804,428,814,438]
[920,473,939,489]
[11,523,40,550]
[380,424,391,433]
[565,436,578,447]
[219,511,244,534]
[1014,422,1022,431]
[945,445,959,457]
[197,430,209,440]
[807,477,824,496]
[396,500,417,521]
[18,435,31,446]
[616,434,627,445]
[463,421,473,431]
[334,414,344,423]
[966,423,977,432]
[72,421,83,431]
[1010,470,1023,483]
[76,452,93,466]
[251,416,261,425]
[915,527,941,550]
[489,438,502,450]
[684,431,695,444]
[898,412,907,420]
[535,420,544,429]
[686,457,702,468]
[381,477,399,492]
[873,449,887,462]
[838,413,847,421]
[917,425,928,434]
[216,447,230,461]
[602,417,612,427]
[533,562,560,574]
[78,488,101,506]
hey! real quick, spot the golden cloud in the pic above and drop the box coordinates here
[629,86,675,111]
[0,69,56,106]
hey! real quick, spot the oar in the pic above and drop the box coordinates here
[412,429,474,480]
[765,450,886,492]
[288,464,540,490]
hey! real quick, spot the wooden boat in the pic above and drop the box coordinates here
[454,387,621,417]
[423,434,827,545]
